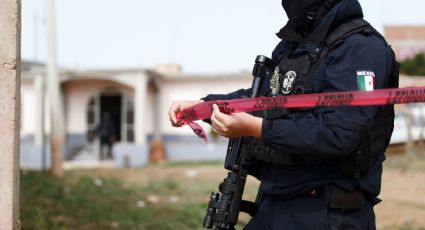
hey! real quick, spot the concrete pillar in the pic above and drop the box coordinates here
[46,0,65,177]
[34,75,48,170]
[134,77,148,145]
[152,79,162,140]
[0,0,21,229]
[405,106,414,154]
[34,75,45,146]
[149,78,166,163]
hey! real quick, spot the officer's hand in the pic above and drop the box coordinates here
[211,104,262,138]
[169,100,203,127]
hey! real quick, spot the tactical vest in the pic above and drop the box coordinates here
[245,18,400,178]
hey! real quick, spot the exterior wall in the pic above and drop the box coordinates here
[0,0,21,227]
[158,76,251,162]
[20,78,50,140]
[21,75,251,139]
[160,76,251,136]
[19,69,253,165]
[146,83,155,134]
[20,80,35,137]
[114,73,149,145]
[63,79,134,135]
[62,79,134,159]
[20,77,52,168]
[385,26,425,60]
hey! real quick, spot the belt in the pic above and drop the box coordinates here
[323,184,366,209]
[246,138,341,167]
[262,184,366,211]
[304,185,366,210]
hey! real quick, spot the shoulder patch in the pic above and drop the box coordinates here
[357,70,375,91]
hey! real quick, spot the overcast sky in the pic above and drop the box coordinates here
[22,0,425,74]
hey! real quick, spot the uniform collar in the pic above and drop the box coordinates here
[276,22,304,42]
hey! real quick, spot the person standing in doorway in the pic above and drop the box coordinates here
[96,112,117,160]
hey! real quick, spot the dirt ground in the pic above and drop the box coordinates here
[376,167,425,229]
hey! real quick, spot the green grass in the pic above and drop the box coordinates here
[384,153,425,172]
[21,170,208,230]
[161,161,223,167]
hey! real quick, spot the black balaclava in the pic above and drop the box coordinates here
[281,0,326,32]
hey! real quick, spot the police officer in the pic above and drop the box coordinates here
[169,0,398,229]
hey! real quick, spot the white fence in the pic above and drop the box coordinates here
[391,104,425,144]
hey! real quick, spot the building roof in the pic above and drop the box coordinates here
[385,26,425,40]
[146,70,251,81]
[21,61,45,71]
[21,60,251,82]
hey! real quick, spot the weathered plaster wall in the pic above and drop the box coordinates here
[63,79,134,134]
[0,0,21,228]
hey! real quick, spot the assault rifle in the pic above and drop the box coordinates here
[203,55,275,230]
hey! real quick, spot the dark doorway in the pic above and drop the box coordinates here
[100,94,122,141]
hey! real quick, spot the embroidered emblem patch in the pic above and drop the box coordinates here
[357,70,375,91]
[270,66,281,95]
[281,71,297,95]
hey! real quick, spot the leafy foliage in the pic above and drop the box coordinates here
[400,53,425,76]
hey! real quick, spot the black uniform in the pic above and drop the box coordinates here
[202,0,398,229]
[97,112,117,160]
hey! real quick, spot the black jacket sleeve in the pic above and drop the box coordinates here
[201,88,252,102]
[261,34,392,158]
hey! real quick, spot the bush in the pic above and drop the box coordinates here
[400,53,425,76]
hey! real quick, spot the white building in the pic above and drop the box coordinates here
[20,61,252,169]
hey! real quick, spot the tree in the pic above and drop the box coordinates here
[400,53,425,76]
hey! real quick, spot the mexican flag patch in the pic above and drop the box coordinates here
[357,71,375,91]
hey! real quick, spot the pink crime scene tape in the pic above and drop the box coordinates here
[176,86,425,141]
